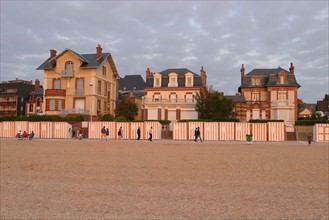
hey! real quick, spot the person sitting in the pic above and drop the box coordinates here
[28,131,35,140]
[15,130,22,140]
[22,131,28,139]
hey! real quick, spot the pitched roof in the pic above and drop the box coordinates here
[119,75,145,91]
[240,67,300,88]
[316,100,329,112]
[36,49,111,70]
[225,95,246,103]
[0,81,35,97]
[145,68,203,88]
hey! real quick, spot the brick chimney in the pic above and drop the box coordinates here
[96,44,102,60]
[289,62,295,74]
[146,67,151,78]
[200,66,207,87]
[240,64,245,84]
[50,49,57,59]
[34,79,40,91]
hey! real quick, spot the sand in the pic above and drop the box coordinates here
[1,139,328,219]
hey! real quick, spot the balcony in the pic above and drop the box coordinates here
[45,89,66,96]
[74,89,85,96]
[271,100,294,108]
[60,70,75,77]
[61,108,89,117]
[142,98,195,105]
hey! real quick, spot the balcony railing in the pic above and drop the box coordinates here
[74,89,85,96]
[142,98,195,105]
[271,100,294,107]
[61,108,89,117]
[61,70,75,77]
[45,89,66,96]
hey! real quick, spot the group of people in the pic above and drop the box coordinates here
[70,127,83,140]
[100,126,153,141]
[15,130,34,140]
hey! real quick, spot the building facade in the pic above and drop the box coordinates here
[26,79,44,116]
[37,44,119,118]
[0,79,35,116]
[142,67,207,121]
[238,63,300,125]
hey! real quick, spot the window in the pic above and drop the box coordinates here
[102,66,106,76]
[104,82,107,96]
[29,104,33,112]
[153,73,162,87]
[49,99,55,110]
[252,92,259,101]
[185,93,194,103]
[36,98,41,107]
[58,100,62,110]
[153,94,161,102]
[97,80,101,94]
[76,78,84,95]
[278,91,287,100]
[53,79,61,89]
[169,93,177,102]
[97,99,101,111]
[251,78,261,86]
[65,61,74,76]
[168,73,178,87]
[155,78,160,87]
[187,77,192,86]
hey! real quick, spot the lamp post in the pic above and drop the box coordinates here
[89,82,93,122]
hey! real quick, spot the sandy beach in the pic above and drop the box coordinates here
[1,139,328,219]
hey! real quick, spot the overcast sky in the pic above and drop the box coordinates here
[1,1,328,103]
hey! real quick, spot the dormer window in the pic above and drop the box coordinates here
[278,72,287,84]
[251,78,261,86]
[168,73,178,87]
[64,61,74,76]
[185,72,194,87]
[153,73,162,87]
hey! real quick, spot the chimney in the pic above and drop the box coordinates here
[146,67,151,78]
[50,49,57,59]
[96,44,102,60]
[200,66,207,87]
[240,64,245,84]
[34,79,40,91]
[289,62,295,74]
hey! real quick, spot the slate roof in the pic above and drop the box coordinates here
[119,75,145,91]
[239,67,300,88]
[145,68,203,88]
[36,48,112,70]
[225,95,246,103]
[298,103,316,113]
[0,81,35,97]
[316,100,329,112]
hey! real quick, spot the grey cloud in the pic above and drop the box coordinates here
[1,1,328,102]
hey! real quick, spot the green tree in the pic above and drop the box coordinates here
[114,98,138,121]
[323,94,329,101]
[195,87,234,120]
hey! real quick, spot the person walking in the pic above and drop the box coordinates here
[196,127,202,142]
[118,127,123,140]
[194,127,198,142]
[101,126,106,141]
[137,126,141,141]
[105,128,109,141]
[148,127,153,142]
[308,134,312,146]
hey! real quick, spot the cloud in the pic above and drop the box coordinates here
[0,1,328,103]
